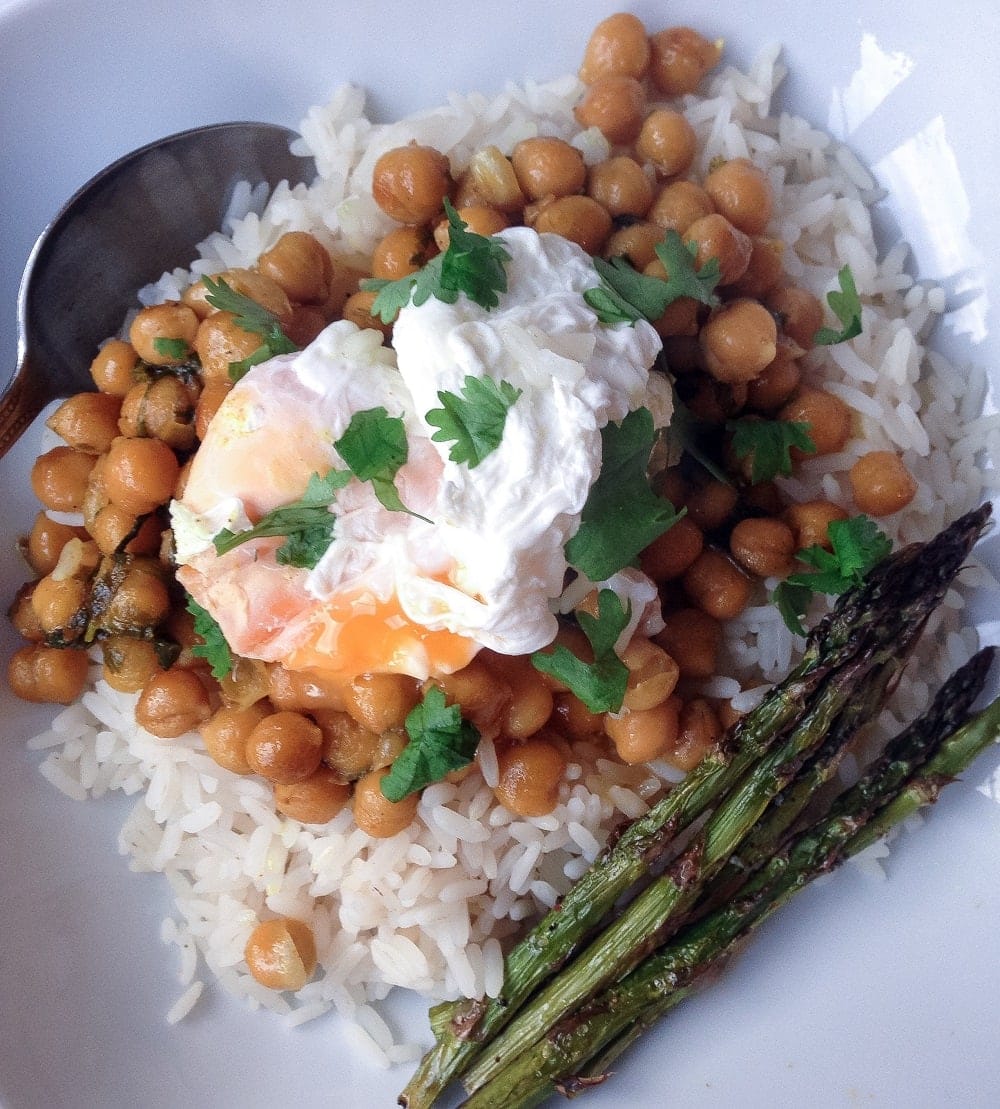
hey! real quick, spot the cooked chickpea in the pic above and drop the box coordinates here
[200,268,293,321]
[283,305,328,349]
[587,156,653,219]
[353,768,420,837]
[194,310,266,382]
[258,231,332,304]
[30,572,87,638]
[684,478,739,532]
[579,12,651,82]
[701,298,778,384]
[621,638,680,712]
[669,698,721,771]
[683,548,753,619]
[24,512,87,576]
[101,561,171,631]
[342,290,393,340]
[766,285,825,351]
[574,75,646,144]
[731,237,785,298]
[244,917,317,992]
[484,653,554,741]
[603,222,664,270]
[605,697,681,765]
[456,145,525,213]
[372,226,437,281]
[7,643,90,704]
[46,392,122,454]
[649,26,723,96]
[103,436,179,515]
[119,375,198,451]
[342,672,421,733]
[128,302,199,366]
[649,180,715,234]
[372,143,453,224]
[89,504,160,557]
[30,446,95,513]
[494,733,567,817]
[511,137,586,201]
[195,379,233,439]
[730,517,797,578]
[9,583,44,641]
[530,195,612,254]
[434,206,509,251]
[314,710,383,780]
[849,451,918,516]
[650,293,701,339]
[745,348,802,412]
[274,766,352,824]
[434,660,511,741]
[783,499,849,551]
[101,636,166,694]
[779,389,853,457]
[322,259,367,319]
[266,665,346,713]
[703,158,773,236]
[90,339,138,395]
[551,691,604,740]
[635,109,697,178]
[683,214,752,286]
[655,607,722,679]
[640,515,704,582]
[136,668,212,738]
[245,711,324,784]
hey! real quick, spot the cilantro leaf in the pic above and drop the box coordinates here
[152,336,190,360]
[584,230,721,326]
[201,276,298,380]
[531,589,631,713]
[380,686,481,802]
[363,199,511,323]
[773,515,892,634]
[185,595,234,679]
[426,375,522,468]
[566,408,682,581]
[727,418,817,484]
[669,397,732,485]
[334,407,430,520]
[212,470,350,568]
[813,264,863,345]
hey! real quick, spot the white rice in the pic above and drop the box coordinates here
[28,40,997,1060]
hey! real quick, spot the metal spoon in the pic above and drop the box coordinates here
[0,121,315,458]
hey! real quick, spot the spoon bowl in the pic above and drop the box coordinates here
[0,120,314,458]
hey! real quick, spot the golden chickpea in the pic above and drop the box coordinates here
[849,451,918,516]
[574,76,646,144]
[90,339,139,395]
[745,348,802,412]
[24,512,88,576]
[605,697,681,765]
[266,665,346,713]
[455,145,525,213]
[579,12,651,82]
[651,293,701,339]
[46,392,122,454]
[511,137,586,202]
[7,643,90,704]
[322,259,367,319]
[101,562,171,632]
[640,515,704,582]
[494,733,567,817]
[342,290,393,340]
[779,389,853,457]
[434,660,511,742]
[201,269,293,322]
[531,195,612,255]
[587,156,653,219]
[30,573,87,638]
[669,699,721,771]
[621,638,680,712]
[604,222,664,270]
[701,298,778,384]
[314,710,383,780]
[683,214,752,285]
[9,582,44,642]
[244,917,317,992]
[684,478,739,532]
[649,180,715,234]
[128,302,199,366]
[342,672,421,733]
[533,625,593,693]
[195,379,233,439]
[635,109,697,178]
[731,237,785,299]
[258,231,332,304]
[551,691,604,740]
[767,285,826,351]
[30,446,95,513]
[655,607,722,679]
[683,548,753,619]
[372,143,453,225]
[194,310,266,382]
[274,767,351,824]
[483,653,554,741]
[649,26,723,96]
[103,436,180,516]
[371,226,437,281]
[101,636,166,694]
[136,668,212,738]
[353,768,420,837]
[284,305,329,350]
[703,158,773,236]
[434,206,509,251]
[730,517,797,578]
[783,499,849,551]
[89,504,161,558]
[119,375,198,451]
[246,710,324,784]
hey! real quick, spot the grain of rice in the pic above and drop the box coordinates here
[166,981,204,1025]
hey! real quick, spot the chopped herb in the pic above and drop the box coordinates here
[669,397,732,485]
[727,417,816,484]
[813,264,863,345]
[380,686,481,802]
[152,336,190,360]
[201,275,298,381]
[363,199,511,323]
[185,595,234,679]
[566,408,682,581]
[531,589,631,714]
[335,407,430,520]
[584,230,721,326]
[773,514,892,634]
[426,375,522,468]
[212,470,350,568]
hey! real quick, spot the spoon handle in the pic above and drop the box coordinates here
[0,362,51,460]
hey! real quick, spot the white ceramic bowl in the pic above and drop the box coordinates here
[2,3,999,1107]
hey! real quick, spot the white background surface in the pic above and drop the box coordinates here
[2,2,1000,1107]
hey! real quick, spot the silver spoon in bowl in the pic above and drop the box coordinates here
[0,121,315,459]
